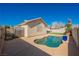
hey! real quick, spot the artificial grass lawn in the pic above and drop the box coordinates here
[50,32,66,35]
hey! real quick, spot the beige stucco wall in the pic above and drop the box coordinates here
[20,25,28,37]
[51,27,66,33]
[19,19,47,37]
[27,22,47,37]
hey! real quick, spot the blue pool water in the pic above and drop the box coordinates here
[34,36,67,48]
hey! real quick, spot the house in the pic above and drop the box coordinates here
[50,27,66,34]
[48,22,66,34]
[14,17,48,37]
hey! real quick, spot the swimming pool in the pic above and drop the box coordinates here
[34,36,67,48]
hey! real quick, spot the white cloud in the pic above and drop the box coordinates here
[73,24,79,28]
[51,21,65,28]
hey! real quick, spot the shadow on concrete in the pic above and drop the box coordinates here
[68,36,79,56]
[3,38,50,56]
[0,27,50,56]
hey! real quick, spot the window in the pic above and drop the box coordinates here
[36,24,42,32]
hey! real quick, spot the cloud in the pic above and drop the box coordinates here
[51,21,66,29]
[52,21,65,27]
[72,24,79,28]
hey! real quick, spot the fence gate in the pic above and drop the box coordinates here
[14,27,24,37]
[0,26,25,55]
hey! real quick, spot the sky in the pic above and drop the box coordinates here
[0,3,79,26]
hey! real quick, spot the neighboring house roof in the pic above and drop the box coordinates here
[15,17,48,27]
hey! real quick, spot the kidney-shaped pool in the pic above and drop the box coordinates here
[34,36,68,48]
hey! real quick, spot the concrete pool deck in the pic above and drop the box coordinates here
[20,34,68,56]
[2,34,79,56]
[2,34,68,56]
